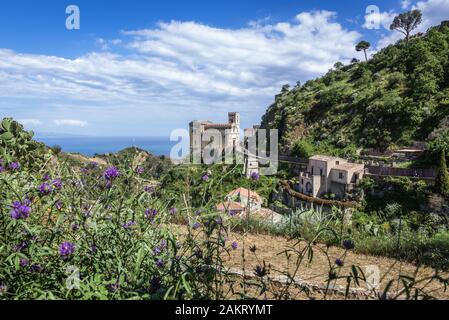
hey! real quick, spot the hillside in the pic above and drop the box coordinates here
[260,22,449,161]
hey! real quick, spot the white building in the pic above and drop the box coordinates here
[298,155,365,198]
[190,112,241,164]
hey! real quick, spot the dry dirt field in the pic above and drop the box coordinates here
[171,225,449,300]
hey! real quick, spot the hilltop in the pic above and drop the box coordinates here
[260,22,449,162]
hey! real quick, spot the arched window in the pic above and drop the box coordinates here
[306,182,313,194]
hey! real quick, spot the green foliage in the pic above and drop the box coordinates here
[355,41,370,61]
[435,150,449,197]
[390,10,423,44]
[160,164,278,208]
[102,147,173,179]
[0,118,48,170]
[0,122,448,299]
[362,176,429,213]
[292,139,314,158]
[260,21,449,162]
[50,145,62,155]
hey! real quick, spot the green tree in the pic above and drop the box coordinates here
[435,150,449,197]
[293,140,314,158]
[355,41,371,61]
[390,10,423,45]
[334,62,344,70]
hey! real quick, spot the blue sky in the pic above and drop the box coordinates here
[0,0,448,136]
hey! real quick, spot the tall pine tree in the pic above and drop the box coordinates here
[435,150,449,197]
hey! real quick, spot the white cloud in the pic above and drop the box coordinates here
[401,0,412,9]
[17,119,42,125]
[96,38,122,50]
[414,0,449,30]
[363,10,396,30]
[54,120,88,127]
[0,11,362,135]
[366,0,449,50]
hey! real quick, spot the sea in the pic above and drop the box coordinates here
[35,136,177,157]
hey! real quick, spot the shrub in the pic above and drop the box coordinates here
[292,139,314,158]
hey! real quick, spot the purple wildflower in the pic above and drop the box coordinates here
[80,167,89,174]
[123,221,137,230]
[250,172,260,181]
[107,282,120,292]
[88,162,99,169]
[215,216,223,225]
[342,240,355,250]
[55,201,63,210]
[20,259,29,267]
[169,207,178,215]
[104,167,120,180]
[38,183,52,195]
[194,209,202,216]
[14,241,28,252]
[153,239,167,256]
[231,241,238,250]
[9,162,21,171]
[144,185,155,193]
[0,166,5,173]
[52,178,63,190]
[59,242,75,258]
[10,200,31,220]
[29,264,43,273]
[135,166,144,175]
[43,174,51,181]
[89,245,97,254]
[0,283,7,295]
[192,222,201,230]
[153,246,162,256]
[155,259,165,269]
[229,210,239,217]
[150,276,161,293]
[202,175,210,182]
[335,258,345,267]
[145,209,158,223]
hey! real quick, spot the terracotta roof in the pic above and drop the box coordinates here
[227,188,263,203]
[216,201,245,211]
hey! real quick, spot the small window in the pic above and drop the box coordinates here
[336,161,340,165]
[320,169,323,176]
[339,172,344,180]
[301,179,304,185]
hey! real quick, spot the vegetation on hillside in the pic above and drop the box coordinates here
[261,17,449,163]
[2,118,448,299]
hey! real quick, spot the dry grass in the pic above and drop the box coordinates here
[170,224,449,300]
